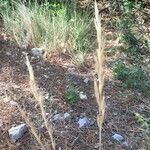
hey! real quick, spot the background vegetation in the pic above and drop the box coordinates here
[0,0,149,149]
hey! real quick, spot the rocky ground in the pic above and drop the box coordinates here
[0,31,149,150]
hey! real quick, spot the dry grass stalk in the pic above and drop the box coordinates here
[94,1,105,150]
[17,106,45,150]
[25,55,55,150]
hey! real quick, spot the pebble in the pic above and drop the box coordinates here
[6,52,11,56]
[8,124,27,143]
[31,48,44,57]
[79,92,87,100]
[122,141,129,147]
[53,112,71,121]
[78,117,94,128]
[0,119,3,127]
[84,78,89,84]
[112,133,124,143]
[9,101,18,107]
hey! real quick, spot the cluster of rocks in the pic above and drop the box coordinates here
[7,111,95,143]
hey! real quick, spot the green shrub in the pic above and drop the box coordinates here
[135,113,150,132]
[113,63,150,93]
[65,86,79,104]
[112,0,150,58]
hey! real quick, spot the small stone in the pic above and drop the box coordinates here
[84,78,89,84]
[67,67,75,73]
[53,112,71,121]
[6,52,11,56]
[79,92,87,100]
[53,114,62,121]
[8,124,27,143]
[9,101,18,107]
[31,48,44,57]
[58,147,62,150]
[122,141,129,147]
[64,113,70,119]
[43,75,49,79]
[0,119,3,127]
[112,133,124,143]
[113,112,117,116]
[78,117,94,128]
[44,93,49,100]
[3,96,11,102]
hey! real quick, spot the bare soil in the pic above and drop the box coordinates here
[0,31,149,150]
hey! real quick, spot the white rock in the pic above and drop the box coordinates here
[112,133,124,142]
[58,147,62,150]
[79,92,87,100]
[84,78,89,84]
[44,93,49,100]
[64,112,70,119]
[31,48,44,57]
[9,101,18,107]
[67,67,76,73]
[53,114,62,121]
[6,52,11,56]
[122,141,129,147]
[53,113,71,121]
[8,124,27,143]
[78,117,94,128]
[0,119,3,127]
[43,75,49,79]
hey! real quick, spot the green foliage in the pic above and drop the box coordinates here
[120,0,135,14]
[65,86,79,104]
[119,17,149,57]
[0,0,10,18]
[113,63,150,93]
[111,0,150,58]
[120,0,145,14]
[135,113,150,132]
[113,63,129,81]
[1,0,95,53]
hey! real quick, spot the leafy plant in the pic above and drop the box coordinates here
[120,0,145,15]
[135,113,150,132]
[113,0,150,58]
[65,86,79,104]
[113,63,150,94]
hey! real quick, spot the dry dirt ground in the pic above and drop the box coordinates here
[0,31,149,150]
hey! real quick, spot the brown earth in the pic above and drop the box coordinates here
[0,31,149,150]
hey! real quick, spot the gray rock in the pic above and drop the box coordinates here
[78,117,94,128]
[84,78,89,84]
[79,92,87,100]
[6,52,11,56]
[112,133,124,143]
[122,141,129,147]
[8,124,27,143]
[64,113,70,119]
[31,48,44,57]
[9,101,18,107]
[0,119,3,127]
[53,112,71,121]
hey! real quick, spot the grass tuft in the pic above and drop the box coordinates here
[1,0,95,54]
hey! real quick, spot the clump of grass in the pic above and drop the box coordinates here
[94,1,105,149]
[113,62,150,94]
[135,113,150,132]
[1,0,95,54]
[65,86,79,105]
